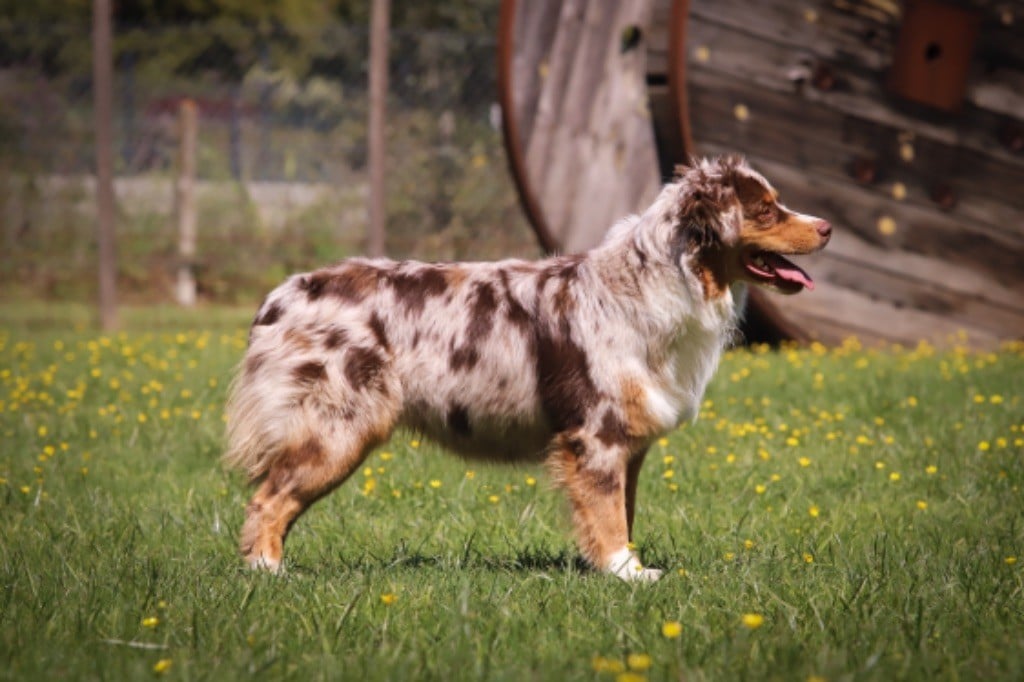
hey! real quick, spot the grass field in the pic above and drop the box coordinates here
[1,304,1022,681]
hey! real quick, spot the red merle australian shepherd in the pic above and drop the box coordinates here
[224,156,831,581]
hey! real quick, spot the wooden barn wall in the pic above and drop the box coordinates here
[665,0,1024,346]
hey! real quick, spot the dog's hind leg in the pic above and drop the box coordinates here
[624,448,648,541]
[240,409,397,572]
[549,435,661,582]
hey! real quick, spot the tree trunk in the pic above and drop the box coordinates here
[92,0,118,330]
[366,0,390,257]
[175,99,199,307]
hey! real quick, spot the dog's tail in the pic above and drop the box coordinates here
[223,364,275,479]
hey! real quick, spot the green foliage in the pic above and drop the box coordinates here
[1,314,1022,680]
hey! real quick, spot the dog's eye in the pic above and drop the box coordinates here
[758,206,775,223]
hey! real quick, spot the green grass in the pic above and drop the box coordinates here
[1,304,1022,681]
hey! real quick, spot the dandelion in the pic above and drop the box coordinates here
[743,539,755,550]
[592,656,625,673]
[809,505,820,518]
[889,472,901,482]
[141,616,159,628]
[798,457,811,467]
[410,440,420,449]
[978,441,991,452]
[1006,557,1018,565]
[153,659,172,674]
[803,553,814,564]
[525,476,536,486]
[465,470,475,479]
[626,653,652,671]
[658,437,669,447]
[925,465,938,475]
[741,613,765,629]
[381,593,398,605]
[429,480,442,489]
[488,495,500,504]
[755,484,767,495]
[661,620,683,638]
[916,500,928,511]
[723,552,735,562]
[662,470,674,479]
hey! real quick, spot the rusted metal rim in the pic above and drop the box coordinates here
[666,0,695,161]
[497,0,558,253]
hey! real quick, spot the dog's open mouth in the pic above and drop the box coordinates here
[742,250,814,294]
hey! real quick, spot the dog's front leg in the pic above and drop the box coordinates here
[550,436,662,582]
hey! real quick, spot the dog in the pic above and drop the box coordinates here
[224,156,830,581]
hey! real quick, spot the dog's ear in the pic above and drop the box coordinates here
[675,166,742,253]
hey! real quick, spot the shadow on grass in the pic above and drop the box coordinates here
[289,546,593,577]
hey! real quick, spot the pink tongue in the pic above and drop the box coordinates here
[764,252,814,290]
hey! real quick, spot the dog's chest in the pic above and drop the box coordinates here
[654,302,736,425]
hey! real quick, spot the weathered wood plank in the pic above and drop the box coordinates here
[763,281,1005,348]
[511,0,563,148]
[514,0,660,252]
[688,69,1024,230]
[683,12,1024,176]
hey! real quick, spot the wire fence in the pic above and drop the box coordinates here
[0,20,538,305]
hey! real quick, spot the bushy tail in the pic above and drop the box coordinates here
[222,363,288,480]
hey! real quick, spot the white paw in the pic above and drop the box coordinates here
[248,554,282,573]
[606,548,662,583]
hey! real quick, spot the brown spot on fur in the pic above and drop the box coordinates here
[324,326,349,350]
[620,378,662,440]
[499,269,532,333]
[595,408,628,447]
[386,267,449,314]
[536,323,599,430]
[280,436,325,470]
[449,282,498,371]
[245,351,267,375]
[345,346,386,391]
[293,361,326,386]
[449,343,479,372]
[447,403,471,436]
[583,468,622,495]
[301,264,381,302]
[254,302,283,327]
[733,171,771,208]
[283,328,314,351]
[368,312,389,350]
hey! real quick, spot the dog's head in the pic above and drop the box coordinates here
[667,156,831,296]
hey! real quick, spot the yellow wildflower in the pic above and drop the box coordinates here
[661,621,683,638]
[741,613,765,629]
[626,653,652,671]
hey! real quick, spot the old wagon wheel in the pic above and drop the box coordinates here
[497,0,806,344]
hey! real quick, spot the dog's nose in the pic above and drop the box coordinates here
[815,220,832,238]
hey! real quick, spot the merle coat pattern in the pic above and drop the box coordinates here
[224,156,831,580]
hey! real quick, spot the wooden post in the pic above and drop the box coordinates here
[175,99,199,307]
[366,0,390,257]
[92,0,118,330]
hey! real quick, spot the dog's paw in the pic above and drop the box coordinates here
[606,548,662,583]
[248,554,282,573]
